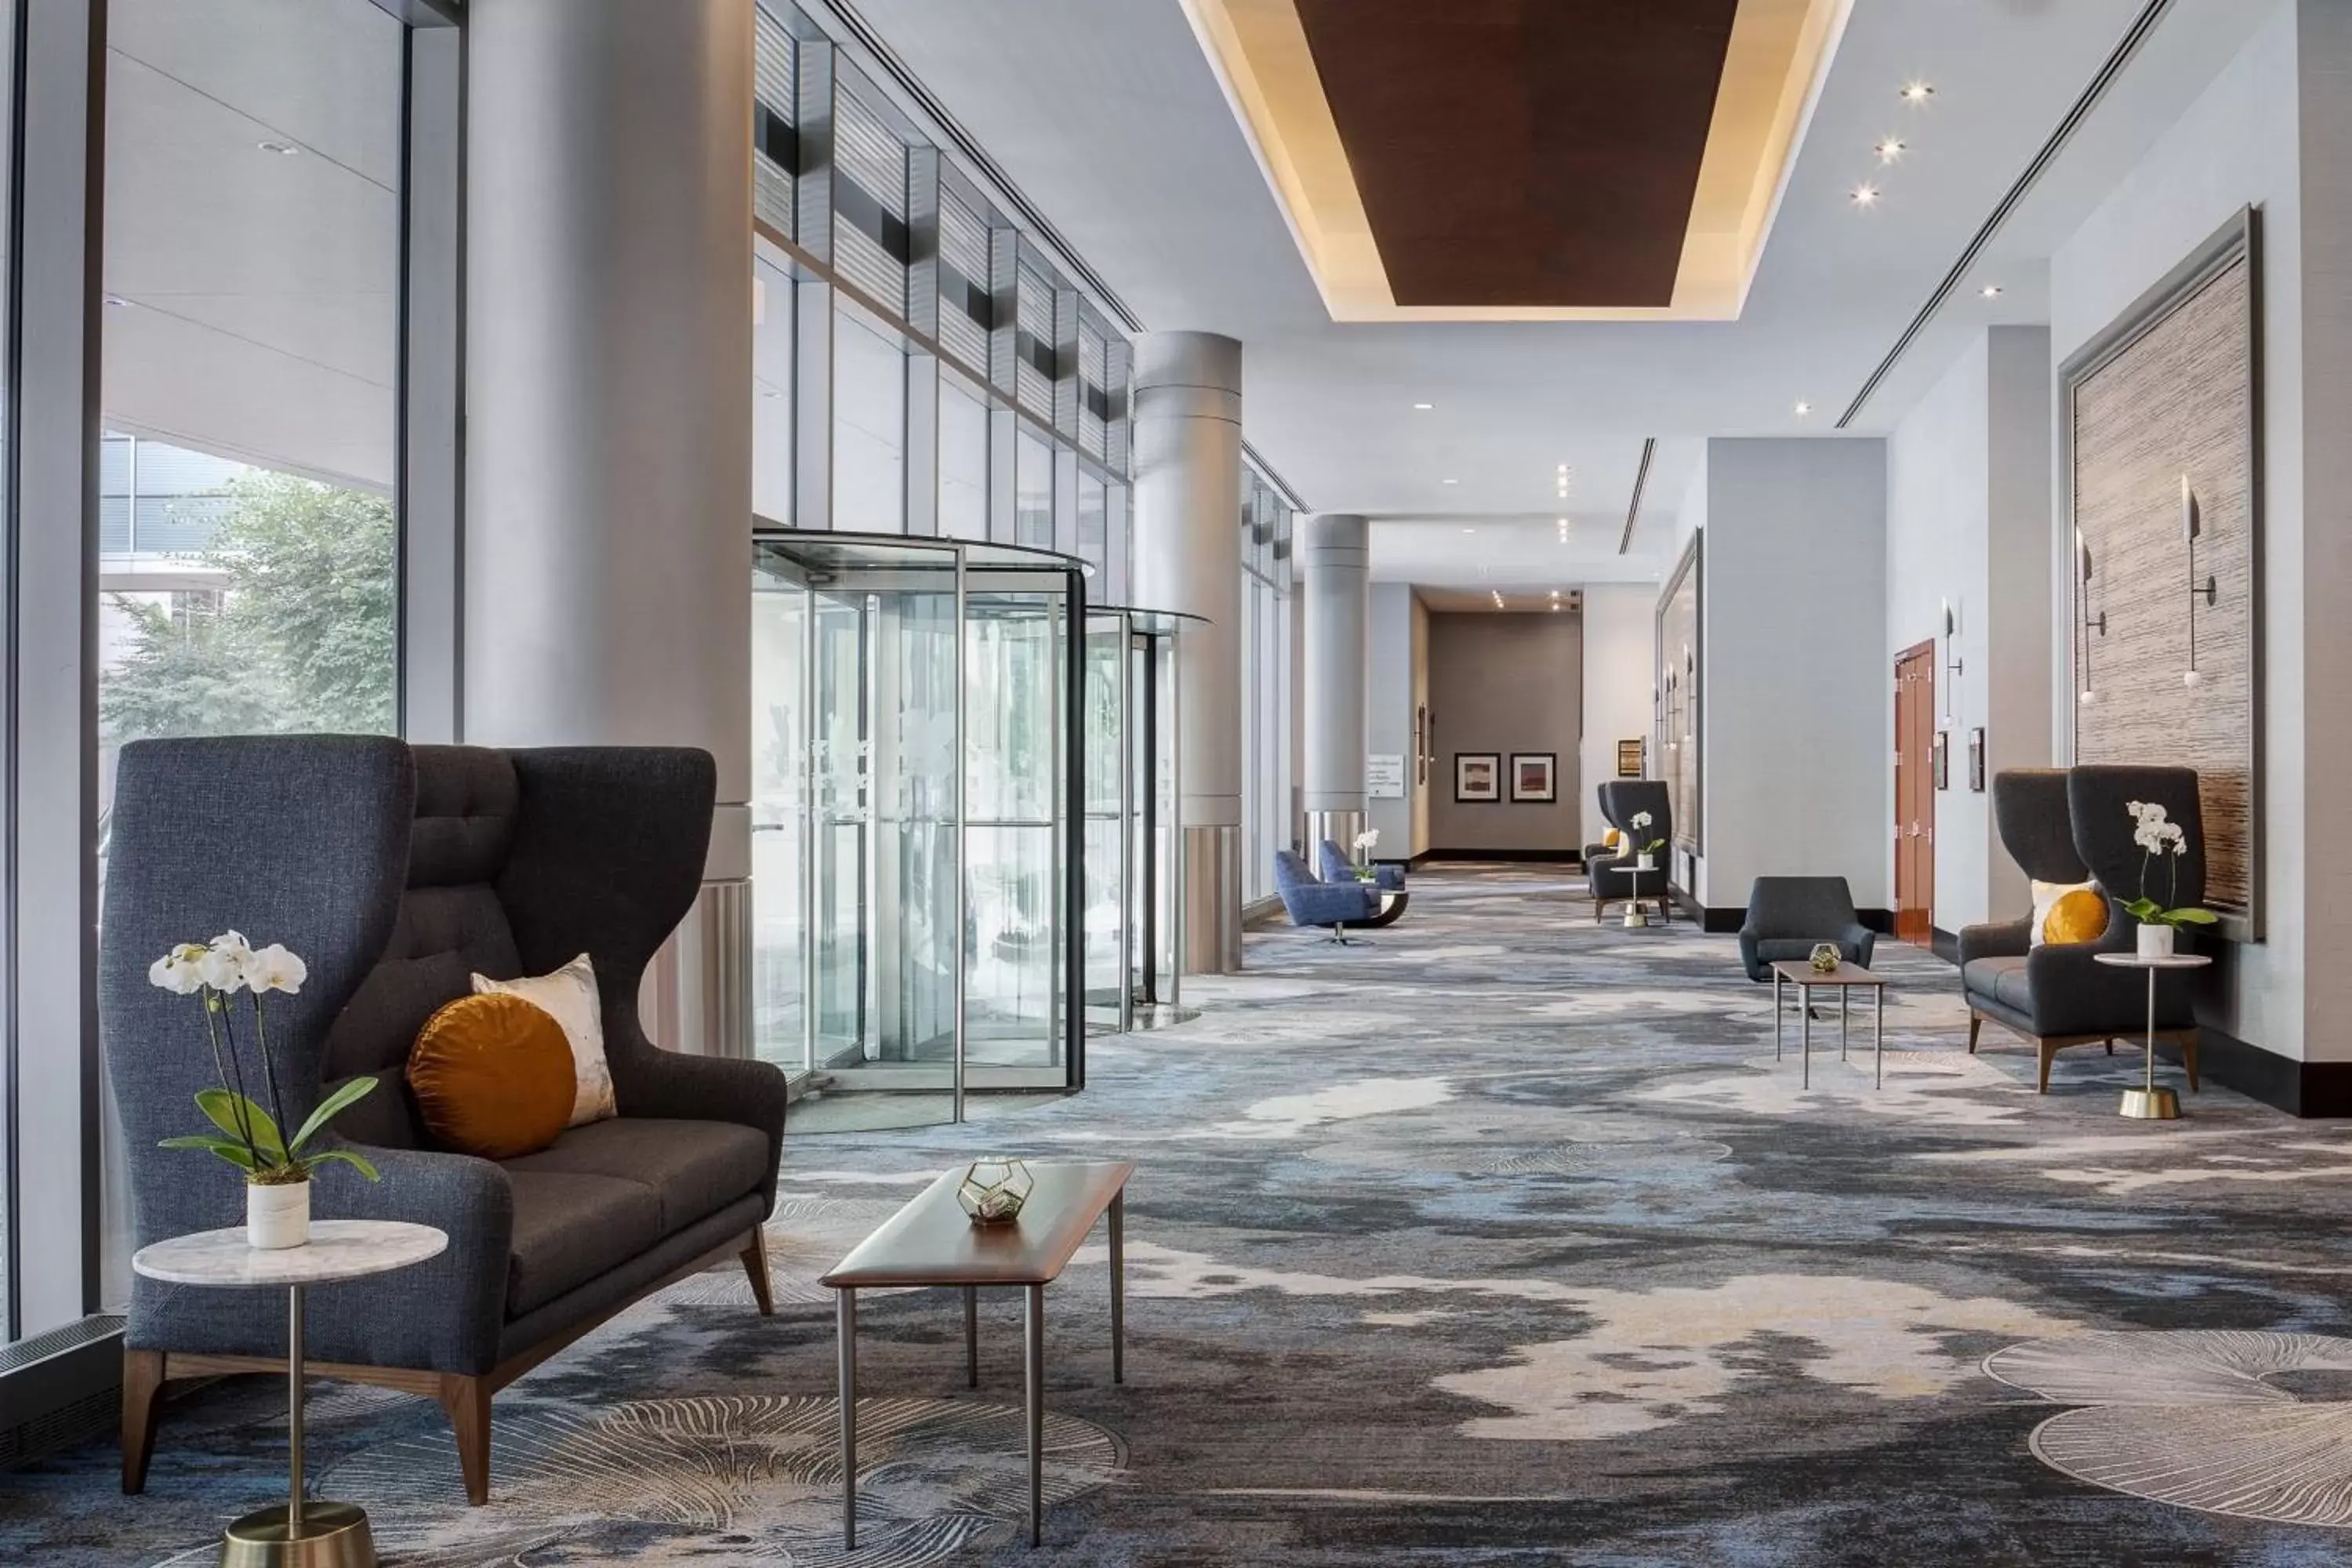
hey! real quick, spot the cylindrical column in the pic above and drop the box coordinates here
[465,0,753,1054]
[1131,332,1244,973]
[1300,513,1370,861]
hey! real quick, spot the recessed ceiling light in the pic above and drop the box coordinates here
[1794,401,1813,416]
[1875,138,1907,164]
[1461,527,1475,534]
[103,293,132,307]
[1851,183,1881,207]
[1900,82,1935,103]
[1413,402,1433,410]
[1979,283,2003,299]
[1442,477,1459,485]
[256,139,300,155]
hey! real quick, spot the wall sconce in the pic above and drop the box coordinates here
[2181,475,2216,688]
[1940,597,1964,719]
[2077,530,2106,705]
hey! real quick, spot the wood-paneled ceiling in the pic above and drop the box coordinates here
[1292,0,1739,310]
[1185,0,1846,321]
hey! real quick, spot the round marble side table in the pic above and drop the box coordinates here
[2093,952,2212,1121]
[132,1219,447,1568]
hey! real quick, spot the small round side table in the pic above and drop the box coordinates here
[132,1218,447,1568]
[2093,951,2212,1121]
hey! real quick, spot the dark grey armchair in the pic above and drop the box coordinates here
[103,737,789,1504]
[1958,765,2203,1093]
[1737,877,1875,982]
[1589,780,1673,924]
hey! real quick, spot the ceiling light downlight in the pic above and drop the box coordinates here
[1980,284,2003,299]
[1875,138,1906,164]
[1794,401,1813,416]
[1850,183,1881,208]
[1900,82,1935,104]
[257,139,300,155]
[1413,402,1433,411]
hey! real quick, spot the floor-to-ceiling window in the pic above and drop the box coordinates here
[93,0,406,1311]
[1239,466,1295,904]
[743,0,1134,1079]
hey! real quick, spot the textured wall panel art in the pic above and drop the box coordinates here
[2066,216,2258,929]
[1657,533,1702,855]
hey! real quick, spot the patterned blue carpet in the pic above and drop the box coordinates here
[10,864,2352,1564]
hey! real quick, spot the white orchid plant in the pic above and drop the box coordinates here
[1351,828,1381,880]
[2122,801,2218,934]
[151,931,380,1187]
[1629,810,1665,855]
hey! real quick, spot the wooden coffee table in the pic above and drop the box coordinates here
[1770,960,1888,1088]
[821,1160,1132,1548]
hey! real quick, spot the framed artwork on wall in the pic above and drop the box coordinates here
[1454,753,1500,803]
[1509,753,1556,803]
[1968,727,1987,793]
[1415,704,1429,785]
[1932,730,1950,792]
[1616,739,1644,778]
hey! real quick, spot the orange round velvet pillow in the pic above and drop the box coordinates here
[2045,887,2111,946]
[408,993,574,1160]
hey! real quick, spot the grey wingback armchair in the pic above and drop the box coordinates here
[1589,780,1673,924]
[1958,766,2204,1093]
[103,736,789,1504]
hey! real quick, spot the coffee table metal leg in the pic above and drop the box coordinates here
[1109,1191,1125,1385]
[1802,986,1813,1088]
[1774,973,1784,1061]
[837,1289,857,1550]
[1841,984,1849,1060]
[1025,1283,1045,1546]
[964,1286,978,1388]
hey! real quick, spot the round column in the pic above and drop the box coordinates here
[1131,332,1243,974]
[1300,514,1370,863]
[465,0,753,1053]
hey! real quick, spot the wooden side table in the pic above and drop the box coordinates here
[2094,951,2212,1120]
[132,1219,448,1568]
[1770,960,1889,1088]
[821,1161,1132,1548]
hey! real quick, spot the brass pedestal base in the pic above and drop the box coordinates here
[221,1501,375,1568]
[2118,1087,2181,1121]
[1622,910,1650,928]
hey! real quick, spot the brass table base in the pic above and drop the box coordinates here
[2119,1086,2182,1121]
[221,1501,375,1568]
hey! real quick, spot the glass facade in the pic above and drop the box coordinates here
[1240,466,1298,905]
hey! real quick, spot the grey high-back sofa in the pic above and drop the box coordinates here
[103,736,788,1504]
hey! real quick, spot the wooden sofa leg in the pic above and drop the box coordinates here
[742,1225,775,1316]
[1966,1014,1982,1054]
[121,1349,166,1495]
[439,1375,492,1506]
[2036,1040,2056,1094]
[2105,1037,2115,1055]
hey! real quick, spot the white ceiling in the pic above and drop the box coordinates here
[102,0,404,491]
[844,0,2273,587]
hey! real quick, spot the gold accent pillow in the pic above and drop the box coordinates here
[1602,829,1623,851]
[2031,880,2110,947]
[408,993,575,1160]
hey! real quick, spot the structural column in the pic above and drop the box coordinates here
[1300,514,1370,858]
[1131,333,1244,973]
[464,0,754,1053]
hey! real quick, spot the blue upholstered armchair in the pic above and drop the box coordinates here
[1737,877,1875,982]
[1319,839,1405,891]
[1589,779,1674,924]
[1275,849,1379,944]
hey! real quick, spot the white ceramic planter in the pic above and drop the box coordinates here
[2136,923,2176,960]
[1636,853,1656,873]
[247,1178,311,1250]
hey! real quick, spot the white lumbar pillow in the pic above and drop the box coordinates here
[473,953,616,1126]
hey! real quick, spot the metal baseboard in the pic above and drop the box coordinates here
[1,1313,125,1471]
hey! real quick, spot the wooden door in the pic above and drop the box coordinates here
[1893,641,1936,946]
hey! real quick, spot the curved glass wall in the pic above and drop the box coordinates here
[751,532,1085,1123]
[1083,607,1195,1031]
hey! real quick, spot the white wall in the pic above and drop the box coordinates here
[1884,325,2053,934]
[2049,0,2314,1058]
[1366,582,1417,854]
[1579,583,1655,847]
[1702,437,1889,912]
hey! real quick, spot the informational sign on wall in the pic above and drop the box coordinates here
[1367,754,1406,798]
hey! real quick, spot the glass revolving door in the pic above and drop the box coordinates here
[1081,606,1194,1029]
[750,532,1086,1124]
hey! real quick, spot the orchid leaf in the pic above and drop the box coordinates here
[303,1147,382,1182]
[2168,907,2222,924]
[195,1087,285,1161]
[290,1076,379,1155]
[159,1134,261,1171]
